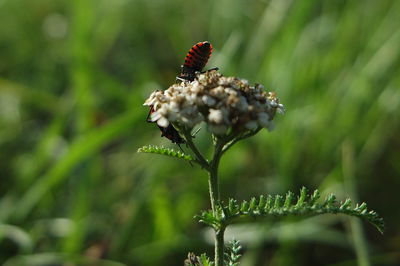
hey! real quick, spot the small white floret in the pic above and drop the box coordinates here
[157,117,169,127]
[208,109,224,124]
[257,112,271,128]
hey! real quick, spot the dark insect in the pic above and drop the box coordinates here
[147,41,215,145]
[177,41,214,82]
[146,105,184,144]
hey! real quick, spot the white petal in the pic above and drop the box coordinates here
[236,96,249,112]
[150,111,162,122]
[202,95,216,106]
[157,117,169,127]
[169,101,180,112]
[277,104,285,114]
[208,109,223,123]
[258,112,271,128]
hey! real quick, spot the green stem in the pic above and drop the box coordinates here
[221,128,261,155]
[215,226,226,266]
[181,129,209,169]
[208,140,223,212]
[208,171,219,217]
[182,128,227,266]
[208,139,225,266]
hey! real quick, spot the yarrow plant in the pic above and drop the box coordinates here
[139,70,383,265]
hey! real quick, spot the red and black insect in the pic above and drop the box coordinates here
[147,41,215,145]
[177,41,214,82]
[146,105,184,144]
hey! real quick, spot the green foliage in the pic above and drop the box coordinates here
[137,145,194,162]
[197,187,384,233]
[224,239,242,266]
[199,254,214,266]
[184,240,242,266]
[184,252,214,266]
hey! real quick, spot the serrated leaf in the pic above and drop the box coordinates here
[137,145,194,161]
[340,198,352,210]
[199,254,214,266]
[197,188,384,234]
[240,200,249,212]
[325,194,337,206]
[258,195,266,210]
[249,197,257,210]
[265,195,273,210]
[297,187,307,206]
[310,190,321,204]
[225,239,242,266]
[228,199,238,214]
[273,195,283,209]
[196,210,221,228]
[284,191,294,208]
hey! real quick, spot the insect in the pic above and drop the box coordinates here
[177,41,215,82]
[146,105,184,144]
[147,41,215,145]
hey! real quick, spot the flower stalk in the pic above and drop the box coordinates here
[208,139,226,266]
[183,132,225,265]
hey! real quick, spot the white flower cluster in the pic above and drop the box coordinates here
[144,70,284,135]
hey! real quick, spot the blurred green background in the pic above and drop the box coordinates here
[1,0,399,265]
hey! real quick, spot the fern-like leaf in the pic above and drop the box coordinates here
[199,254,214,266]
[196,210,220,229]
[184,252,214,266]
[137,145,194,161]
[224,239,242,266]
[197,187,384,233]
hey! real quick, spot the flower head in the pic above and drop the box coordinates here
[144,70,284,136]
